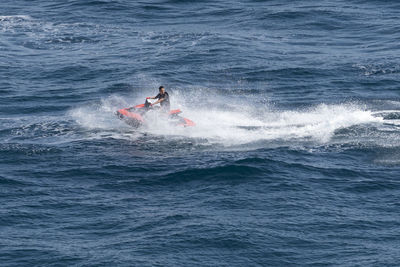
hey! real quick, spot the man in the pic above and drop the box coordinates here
[147,86,170,111]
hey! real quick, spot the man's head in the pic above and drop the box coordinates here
[159,86,165,94]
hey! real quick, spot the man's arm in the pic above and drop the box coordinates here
[152,97,165,105]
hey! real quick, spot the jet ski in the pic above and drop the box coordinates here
[116,99,195,128]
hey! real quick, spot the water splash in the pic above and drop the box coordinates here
[69,91,392,149]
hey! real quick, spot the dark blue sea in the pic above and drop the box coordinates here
[1,0,400,266]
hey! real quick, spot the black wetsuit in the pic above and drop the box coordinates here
[155,91,170,110]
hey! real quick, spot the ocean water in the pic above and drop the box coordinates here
[1,0,400,266]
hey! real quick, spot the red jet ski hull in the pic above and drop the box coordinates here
[116,103,195,128]
[116,108,145,128]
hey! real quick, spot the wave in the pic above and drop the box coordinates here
[0,15,32,21]
[0,14,109,50]
[0,143,59,156]
[353,63,400,76]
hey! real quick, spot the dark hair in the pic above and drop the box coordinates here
[159,86,164,91]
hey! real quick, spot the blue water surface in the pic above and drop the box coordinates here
[1,0,400,266]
